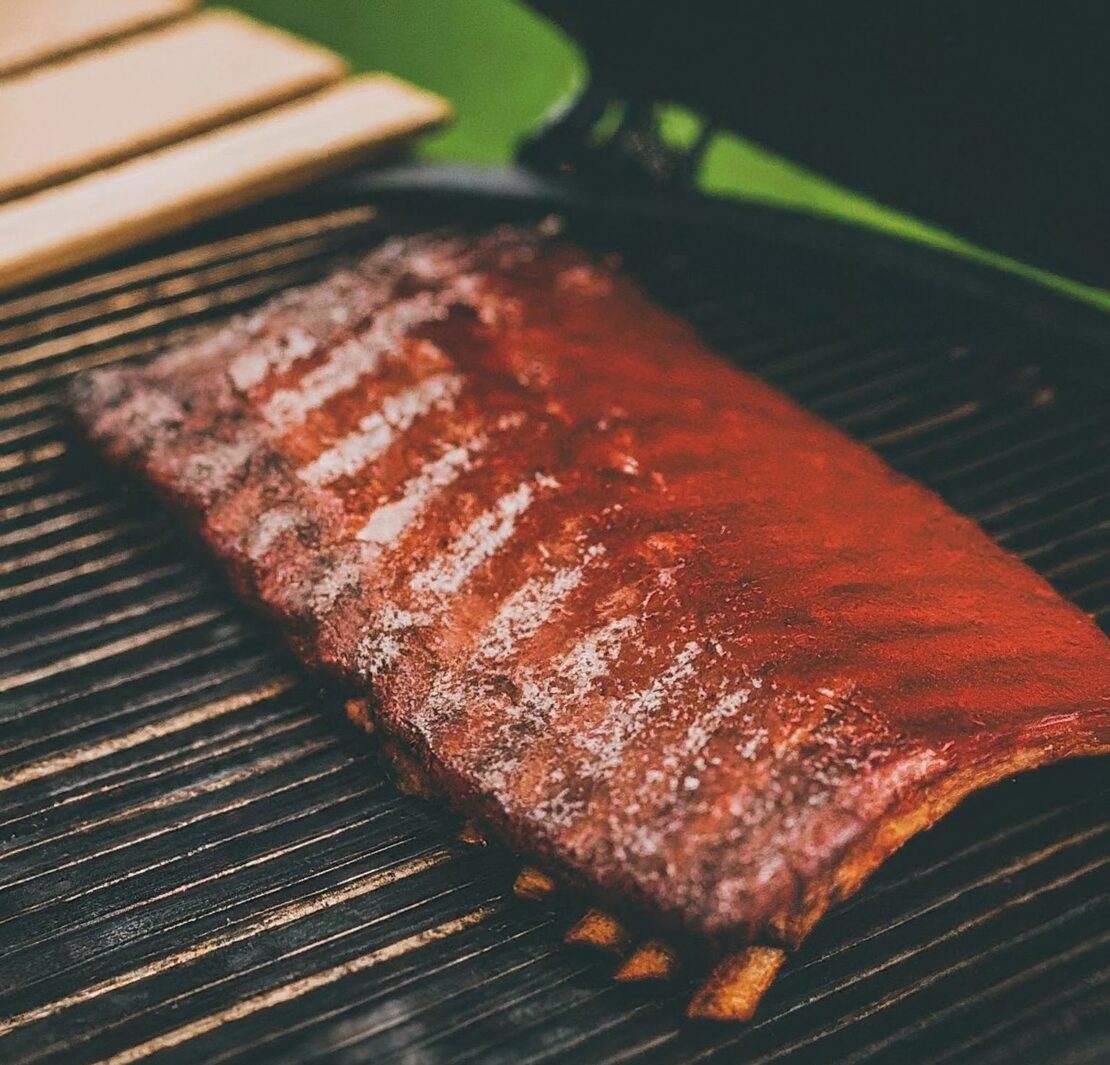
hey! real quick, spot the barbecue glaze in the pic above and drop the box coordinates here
[72,227,1110,1008]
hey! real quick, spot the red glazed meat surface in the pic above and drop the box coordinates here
[71,227,1110,950]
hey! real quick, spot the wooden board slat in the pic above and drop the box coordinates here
[0,76,452,293]
[0,0,195,78]
[0,9,347,202]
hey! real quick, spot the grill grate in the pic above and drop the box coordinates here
[0,183,1107,1065]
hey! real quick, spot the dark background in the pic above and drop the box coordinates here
[230,0,1110,304]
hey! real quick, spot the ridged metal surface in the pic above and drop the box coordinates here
[0,187,1107,1065]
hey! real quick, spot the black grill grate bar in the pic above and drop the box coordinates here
[0,648,277,781]
[268,805,1110,1065]
[994,491,1110,546]
[0,391,61,423]
[736,326,968,389]
[755,330,964,386]
[3,836,457,1029]
[795,901,1109,1065]
[0,837,473,1050]
[1,768,381,928]
[1,721,332,881]
[547,865,1106,1065]
[0,515,139,566]
[0,749,359,929]
[1016,519,1110,563]
[0,341,169,406]
[858,400,984,450]
[728,904,1107,1065]
[796,796,1109,952]
[0,442,68,480]
[1,700,309,834]
[2,755,389,897]
[884,402,1056,467]
[263,920,568,1065]
[0,553,220,635]
[50,901,503,1065]
[0,759,383,953]
[0,414,61,449]
[0,681,312,835]
[0,543,164,603]
[1073,572,1110,603]
[0,508,164,564]
[0,261,329,398]
[784,841,1109,1026]
[0,495,144,546]
[950,449,1110,519]
[5,833,499,1018]
[782,841,1106,1006]
[0,461,79,498]
[0,492,115,534]
[0,610,244,704]
[0,467,74,501]
[0,207,378,324]
[0,623,265,728]
[1041,547,1110,582]
[970,465,1110,528]
[992,495,1108,553]
[0,235,371,353]
[0,260,341,379]
[0,524,172,584]
[922,979,1110,1065]
[840,946,1110,1065]
[741,333,876,379]
[0,560,198,634]
[0,584,214,669]
[0,640,273,736]
[315,943,609,1065]
[0,663,300,784]
[801,352,979,415]
[0,552,171,614]
[3,808,436,980]
[918,419,1110,493]
[882,400,1106,470]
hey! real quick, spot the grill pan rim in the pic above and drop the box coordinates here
[336,161,1110,355]
[1,169,1107,1065]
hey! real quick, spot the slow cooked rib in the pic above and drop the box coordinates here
[71,226,1110,1018]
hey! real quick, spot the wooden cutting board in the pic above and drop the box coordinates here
[0,5,451,293]
[0,10,346,201]
[0,0,196,77]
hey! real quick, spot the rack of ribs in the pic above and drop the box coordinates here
[71,225,1110,1019]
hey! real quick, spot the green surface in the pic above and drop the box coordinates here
[230,0,580,166]
[230,0,1110,310]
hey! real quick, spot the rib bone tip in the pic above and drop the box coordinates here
[344,697,373,731]
[613,940,678,981]
[457,819,487,845]
[687,946,787,1022]
[564,908,630,954]
[380,740,434,797]
[512,865,557,901]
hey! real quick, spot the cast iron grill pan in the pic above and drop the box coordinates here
[0,171,1106,1065]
